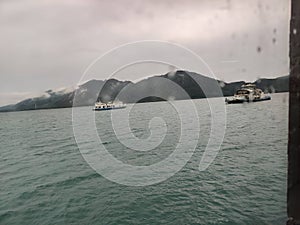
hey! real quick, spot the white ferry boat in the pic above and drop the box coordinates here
[93,101,126,111]
[225,83,271,104]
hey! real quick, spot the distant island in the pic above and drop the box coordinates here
[0,70,289,112]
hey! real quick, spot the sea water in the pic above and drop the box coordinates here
[0,93,288,224]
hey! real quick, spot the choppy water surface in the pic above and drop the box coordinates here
[0,93,288,224]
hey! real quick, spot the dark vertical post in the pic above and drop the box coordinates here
[288,0,300,223]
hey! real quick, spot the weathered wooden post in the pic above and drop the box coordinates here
[288,0,300,224]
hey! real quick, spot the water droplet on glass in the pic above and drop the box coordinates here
[257,46,262,53]
[293,28,297,35]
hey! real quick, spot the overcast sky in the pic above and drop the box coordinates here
[0,0,290,106]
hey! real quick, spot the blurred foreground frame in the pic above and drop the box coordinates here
[288,0,300,224]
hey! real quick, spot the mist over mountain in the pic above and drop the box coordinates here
[0,71,289,112]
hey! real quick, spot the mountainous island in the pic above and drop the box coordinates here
[0,70,289,112]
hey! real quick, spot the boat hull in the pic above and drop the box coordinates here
[93,106,126,111]
[226,96,271,104]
